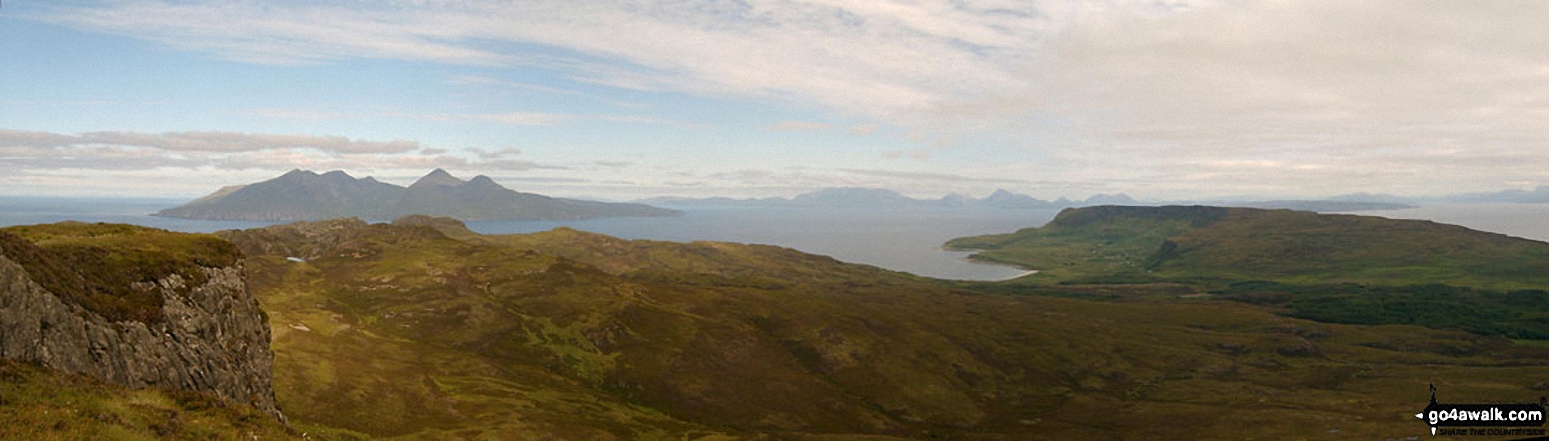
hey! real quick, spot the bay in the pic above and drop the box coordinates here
[465,205,1056,281]
[1340,203,1549,242]
[0,197,1048,280]
[4,196,1547,281]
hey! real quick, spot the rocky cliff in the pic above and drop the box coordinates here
[0,223,282,421]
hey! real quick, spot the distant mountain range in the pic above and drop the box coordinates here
[1276,188,1549,205]
[640,187,1418,212]
[156,169,680,221]
[733,185,1549,211]
[1204,186,1549,208]
[1210,200,1414,212]
[1442,185,1549,203]
[641,187,1139,209]
[160,171,1543,223]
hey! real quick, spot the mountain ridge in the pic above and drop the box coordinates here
[156,169,680,221]
[947,205,1549,289]
[1444,185,1549,203]
[642,187,1137,209]
[642,187,1414,212]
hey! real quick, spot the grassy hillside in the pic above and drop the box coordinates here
[0,222,240,323]
[0,360,295,440]
[218,217,1549,439]
[947,205,1549,290]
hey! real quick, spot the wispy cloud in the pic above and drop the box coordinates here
[235,106,665,127]
[473,147,524,159]
[0,129,80,148]
[445,74,649,108]
[413,112,575,126]
[33,2,510,66]
[990,0,1549,196]
[0,129,419,154]
[235,108,362,121]
[446,74,583,96]
[883,149,929,160]
[0,129,564,179]
[21,1,1549,198]
[838,168,1028,185]
[31,1,1046,119]
[765,120,830,132]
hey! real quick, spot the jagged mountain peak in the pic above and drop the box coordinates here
[159,169,680,221]
[1084,193,1137,204]
[279,168,316,178]
[467,174,501,188]
[411,168,465,187]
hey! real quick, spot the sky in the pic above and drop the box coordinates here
[3,1,1548,201]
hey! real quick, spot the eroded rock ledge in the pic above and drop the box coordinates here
[0,241,283,421]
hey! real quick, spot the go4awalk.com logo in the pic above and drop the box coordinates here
[1417,384,1547,438]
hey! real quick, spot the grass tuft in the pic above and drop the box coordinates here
[0,222,241,324]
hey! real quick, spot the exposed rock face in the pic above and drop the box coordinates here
[0,250,283,421]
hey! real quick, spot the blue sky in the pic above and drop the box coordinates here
[4,1,1548,200]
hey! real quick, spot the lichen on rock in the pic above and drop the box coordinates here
[0,224,283,421]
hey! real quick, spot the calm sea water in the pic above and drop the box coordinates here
[464,205,1054,280]
[1339,203,1549,242]
[0,197,1049,280]
[0,197,284,232]
[4,196,1547,281]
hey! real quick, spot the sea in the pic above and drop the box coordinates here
[3,196,1547,281]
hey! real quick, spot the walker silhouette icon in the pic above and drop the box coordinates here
[1415,383,1547,437]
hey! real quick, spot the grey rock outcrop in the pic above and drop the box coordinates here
[0,250,283,421]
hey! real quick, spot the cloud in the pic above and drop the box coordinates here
[838,168,1027,185]
[0,144,207,170]
[0,128,565,178]
[765,120,831,132]
[474,147,524,159]
[492,176,593,184]
[34,2,509,66]
[596,115,667,124]
[0,129,79,148]
[0,129,419,154]
[480,159,566,171]
[31,1,1050,119]
[883,149,929,160]
[961,1,1549,193]
[397,111,666,127]
[23,1,1549,198]
[410,112,574,126]
[444,74,649,109]
[234,105,666,127]
[77,131,421,153]
[235,108,361,121]
[446,74,582,96]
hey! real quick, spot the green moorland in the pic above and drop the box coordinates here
[946,205,1549,340]
[0,360,296,440]
[0,222,240,324]
[202,216,1549,439]
[946,205,1549,289]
